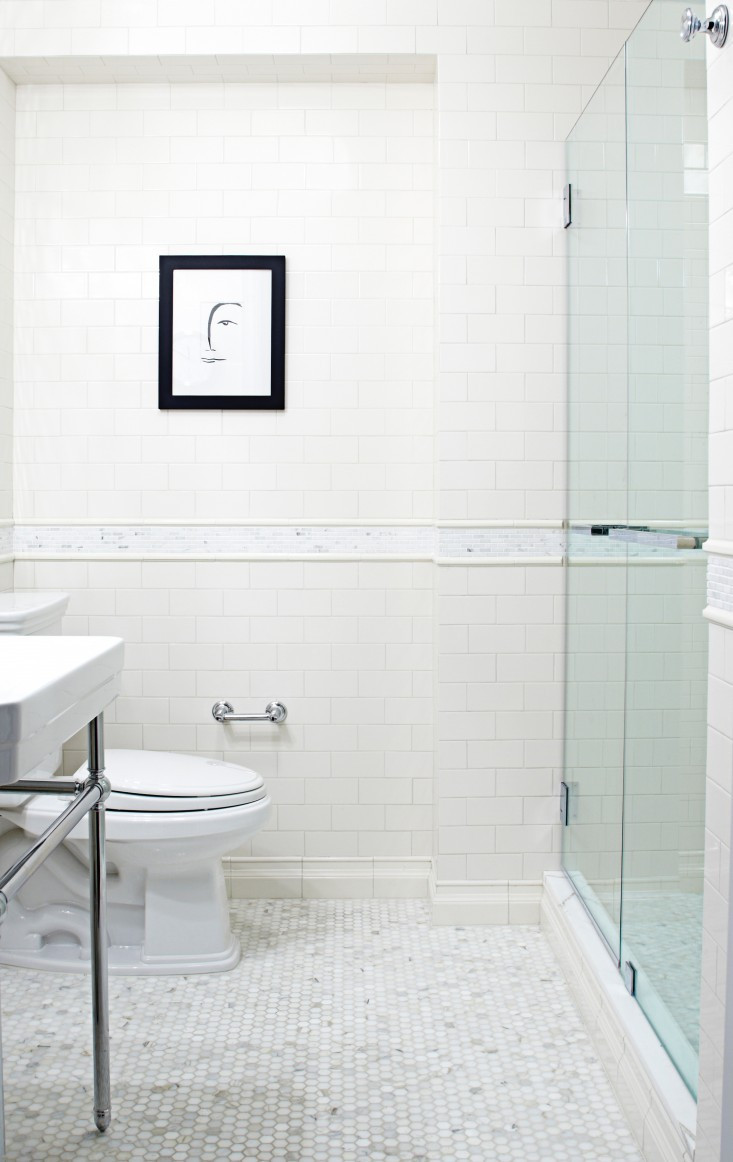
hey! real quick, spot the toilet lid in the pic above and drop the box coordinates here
[72,749,267,812]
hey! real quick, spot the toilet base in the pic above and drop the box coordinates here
[0,932,241,975]
[0,824,246,976]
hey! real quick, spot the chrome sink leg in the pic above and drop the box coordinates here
[87,714,111,1133]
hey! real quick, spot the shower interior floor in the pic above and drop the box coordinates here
[0,899,644,1162]
[623,889,702,1053]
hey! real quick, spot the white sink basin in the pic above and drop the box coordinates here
[0,636,124,784]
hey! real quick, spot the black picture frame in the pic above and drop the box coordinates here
[158,255,285,410]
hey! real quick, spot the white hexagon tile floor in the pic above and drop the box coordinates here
[0,900,644,1162]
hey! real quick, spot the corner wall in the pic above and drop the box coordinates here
[696,29,733,1162]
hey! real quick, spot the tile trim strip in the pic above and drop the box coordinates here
[707,554,733,614]
[12,523,567,559]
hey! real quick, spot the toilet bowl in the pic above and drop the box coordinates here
[0,750,271,975]
[0,592,272,975]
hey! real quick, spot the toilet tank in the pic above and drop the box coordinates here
[0,591,69,637]
[0,592,70,776]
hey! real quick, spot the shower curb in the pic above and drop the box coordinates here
[541,873,696,1162]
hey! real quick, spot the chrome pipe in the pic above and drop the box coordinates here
[87,714,105,777]
[87,714,110,1133]
[0,713,113,1149]
[0,779,104,910]
[212,700,288,724]
[0,779,82,795]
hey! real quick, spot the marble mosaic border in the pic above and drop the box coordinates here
[5,527,726,608]
[707,554,733,614]
[11,523,567,559]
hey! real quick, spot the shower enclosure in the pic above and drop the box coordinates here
[562,0,708,1096]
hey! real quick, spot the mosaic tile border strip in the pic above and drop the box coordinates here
[13,522,434,557]
[568,526,707,559]
[12,523,568,559]
[707,554,733,614]
[6,526,723,602]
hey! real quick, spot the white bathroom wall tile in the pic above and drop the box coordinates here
[15,559,435,862]
[13,79,435,523]
[2,6,647,910]
[698,20,733,1153]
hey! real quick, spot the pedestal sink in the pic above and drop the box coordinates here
[0,634,124,1150]
[0,636,123,784]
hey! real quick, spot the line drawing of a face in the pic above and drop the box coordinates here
[201,301,243,364]
[172,268,272,397]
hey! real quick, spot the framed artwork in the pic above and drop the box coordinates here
[158,255,285,410]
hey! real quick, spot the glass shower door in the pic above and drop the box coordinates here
[562,0,709,1098]
[563,50,628,958]
[619,0,708,1096]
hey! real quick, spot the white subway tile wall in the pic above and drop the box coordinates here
[13,79,434,523]
[0,1,647,904]
[436,563,564,884]
[16,557,435,860]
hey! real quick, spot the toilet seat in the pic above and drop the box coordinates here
[73,749,268,812]
[0,750,267,821]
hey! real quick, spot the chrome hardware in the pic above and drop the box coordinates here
[681,5,728,46]
[560,781,570,826]
[0,778,84,794]
[212,700,288,724]
[563,183,572,228]
[87,714,111,1134]
[623,960,637,996]
[0,712,111,1144]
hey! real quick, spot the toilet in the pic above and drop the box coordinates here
[0,592,272,975]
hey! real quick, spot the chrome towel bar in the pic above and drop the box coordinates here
[212,700,288,724]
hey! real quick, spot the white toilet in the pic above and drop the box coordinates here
[0,592,271,975]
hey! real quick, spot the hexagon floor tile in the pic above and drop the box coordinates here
[0,900,644,1161]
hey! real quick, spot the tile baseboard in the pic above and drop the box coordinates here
[428,871,543,925]
[225,856,431,900]
[226,859,545,919]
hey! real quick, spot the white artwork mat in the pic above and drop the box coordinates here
[171,268,273,397]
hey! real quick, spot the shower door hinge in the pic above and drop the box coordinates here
[623,960,637,996]
[563,183,572,228]
[560,781,570,826]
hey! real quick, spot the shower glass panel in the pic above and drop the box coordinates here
[563,0,708,1097]
[620,0,708,1097]
[564,49,628,957]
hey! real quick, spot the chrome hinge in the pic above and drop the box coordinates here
[560,781,570,826]
[563,183,572,228]
[623,960,637,996]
